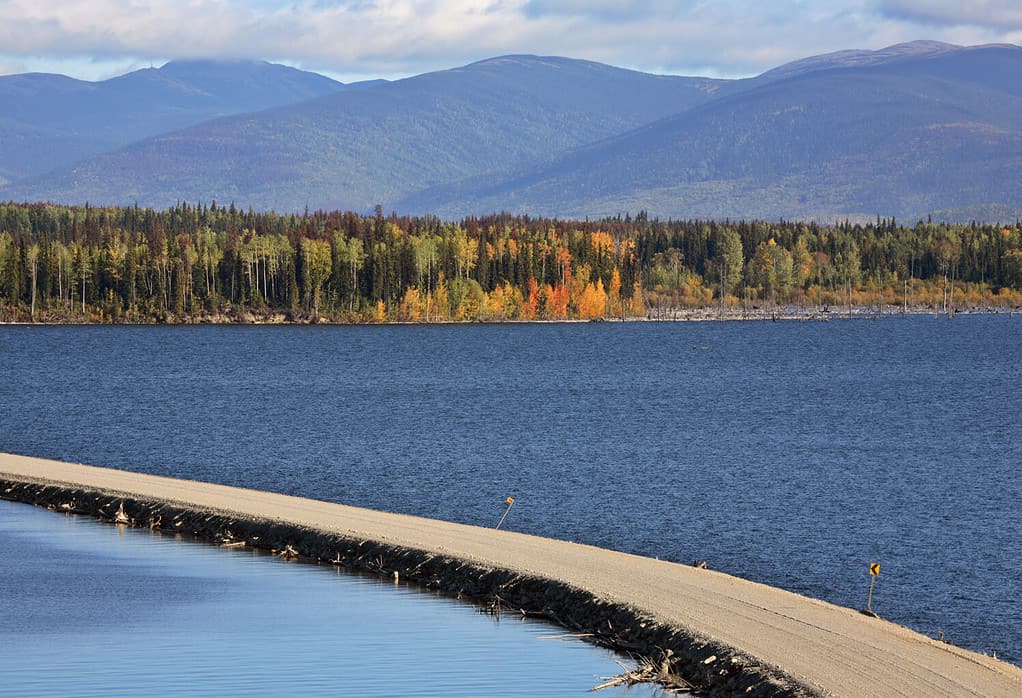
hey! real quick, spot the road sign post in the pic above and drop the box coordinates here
[866,562,880,614]
[496,496,514,529]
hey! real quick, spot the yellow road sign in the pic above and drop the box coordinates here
[506,497,515,504]
[870,562,881,576]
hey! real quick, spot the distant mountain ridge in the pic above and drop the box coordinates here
[2,42,1021,222]
[409,42,1022,222]
[2,55,725,212]
[755,40,962,81]
[0,60,344,181]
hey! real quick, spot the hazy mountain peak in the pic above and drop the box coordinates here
[154,58,341,87]
[160,58,272,70]
[759,40,965,81]
[880,39,961,54]
[466,54,574,67]
[455,54,618,76]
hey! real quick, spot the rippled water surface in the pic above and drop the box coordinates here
[1,318,1020,665]
[0,500,654,697]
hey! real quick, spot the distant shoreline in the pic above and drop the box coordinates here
[1,304,1018,326]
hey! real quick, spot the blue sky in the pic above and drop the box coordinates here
[0,0,1019,82]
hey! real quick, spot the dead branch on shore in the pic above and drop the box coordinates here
[480,594,506,616]
[276,544,299,560]
[592,649,695,694]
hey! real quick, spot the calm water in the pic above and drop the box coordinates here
[0,499,654,697]
[1,318,1020,667]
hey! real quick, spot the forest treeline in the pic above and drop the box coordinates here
[1,201,1021,323]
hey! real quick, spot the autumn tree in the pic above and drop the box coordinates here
[608,267,623,318]
[1,202,1019,322]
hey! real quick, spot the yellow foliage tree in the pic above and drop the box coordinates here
[577,279,608,319]
[608,268,622,317]
[521,277,540,320]
[590,231,614,259]
[483,282,523,320]
[433,273,450,321]
[398,286,422,322]
[485,283,508,320]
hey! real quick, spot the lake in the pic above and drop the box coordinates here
[0,498,655,696]
[1,317,1019,668]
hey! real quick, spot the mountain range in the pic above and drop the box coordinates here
[0,60,351,185]
[2,41,1020,222]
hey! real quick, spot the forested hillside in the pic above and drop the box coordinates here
[1,203,1019,323]
[415,43,1022,222]
[0,60,344,183]
[1,57,721,213]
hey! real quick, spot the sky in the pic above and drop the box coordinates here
[0,0,1020,83]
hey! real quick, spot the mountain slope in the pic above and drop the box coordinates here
[405,43,1022,222]
[6,43,1021,222]
[1,56,726,212]
[0,60,344,181]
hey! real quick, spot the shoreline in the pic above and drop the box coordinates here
[0,304,1018,327]
[2,453,1021,697]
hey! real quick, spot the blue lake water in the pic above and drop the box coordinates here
[0,499,653,697]
[1,318,1020,668]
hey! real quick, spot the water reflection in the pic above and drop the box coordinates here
[0,499,661,697]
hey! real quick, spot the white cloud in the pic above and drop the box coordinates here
[0,0,1018,81]
[522,0,689,21]
[878,0,1022,30]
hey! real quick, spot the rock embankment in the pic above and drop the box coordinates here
[0,477,809,696]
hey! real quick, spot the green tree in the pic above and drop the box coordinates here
[0,233,22,305]
[1002,250,1022,290]
[26,243,40,319]
[339,237,366,313]
[301,238,332,316]
[714,227,743,303]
